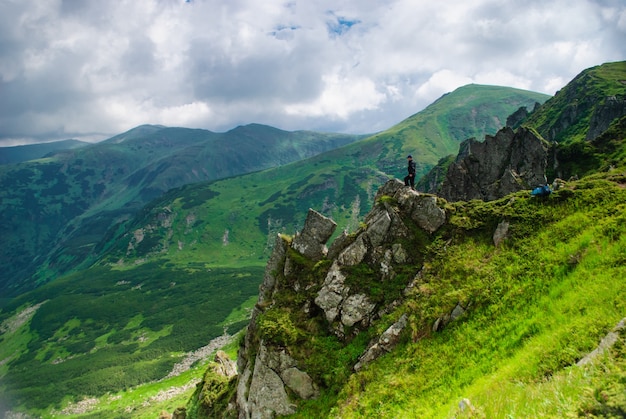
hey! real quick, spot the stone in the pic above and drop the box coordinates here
[365,209,392,247]
[245,344,297,418]
[391,243,408,264]
[337,235,368,266]
[374,178,405,202]
[281,367,319,399]
[213,350,237,378]
[578,317,626,366]
[258,235,288,305]
[315,262,348,323]
[340,294,376,327]
[291,209,337,261]
[327,230,354,261]
[354,314,408,371]
[410,195,446,233]
[493,220,510,247]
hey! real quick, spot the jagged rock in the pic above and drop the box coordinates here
[214,350,237,378]
[380,249,395,281]
[291,209,337,261]
[409,195,446,233]
[365,209,392,247]
[586,96,626,140]
[245,344,297,418]
[374,178,405,201]
[258,235,288,305]
[440,126,549,202]
[493,220,510,247]
[315,261,348,323]
[354,314,408,371]
[506,105,530,128]
[338,235,368,266]
[327,230,354,260]
[394,186,446,234]
[341,294,376,327]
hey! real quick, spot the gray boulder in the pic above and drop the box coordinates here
[291,209,337,261]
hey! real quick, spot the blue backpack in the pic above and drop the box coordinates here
[531,184,552,197]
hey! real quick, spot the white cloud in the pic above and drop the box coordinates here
[0,0,624,145]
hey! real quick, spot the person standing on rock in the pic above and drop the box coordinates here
[404,154,416,189]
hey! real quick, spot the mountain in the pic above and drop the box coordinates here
[0,124,364,297]
[0,139,89,165]
[524,60,626,143]
[0,83,548,416]
[418,61,626,194]
[186,61,626,418]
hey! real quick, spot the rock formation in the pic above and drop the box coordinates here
[235,187,449,418]
[439,126,549,202]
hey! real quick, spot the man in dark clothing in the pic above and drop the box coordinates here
[404,155,416,188]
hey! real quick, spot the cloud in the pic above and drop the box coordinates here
[0,0,624,145]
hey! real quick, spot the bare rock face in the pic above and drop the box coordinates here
[291,209,337,260]
[354,314,408,371]
[439,126,549,202]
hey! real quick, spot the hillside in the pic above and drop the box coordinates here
[524,61,626,144]
[212,172,626,418]
[0,84,547,417]
[0,124,364,297]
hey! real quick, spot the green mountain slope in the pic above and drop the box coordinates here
[0,124,363,297]
[244,172,626,419]
[523,60,626,143]
[182,62,626,418]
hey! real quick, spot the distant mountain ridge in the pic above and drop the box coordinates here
[0,139,89,165]
[0,124,365,296]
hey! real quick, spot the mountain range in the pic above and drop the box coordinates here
[1,60,625,417]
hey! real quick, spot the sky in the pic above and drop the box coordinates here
[0,0,625,146]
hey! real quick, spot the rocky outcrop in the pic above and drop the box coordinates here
[354,314,408,371]
[439,126,549,202]
[235,186,449,418]
[291,209,337,261]
[586,96,626,141]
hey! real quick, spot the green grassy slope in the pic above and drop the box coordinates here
[523,60,626,143]
[248,171,626,419]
